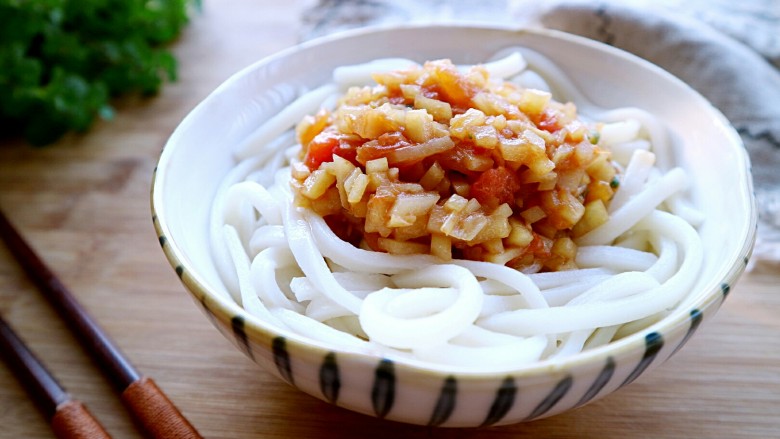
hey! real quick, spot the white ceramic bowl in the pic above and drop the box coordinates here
[151,24,756,427]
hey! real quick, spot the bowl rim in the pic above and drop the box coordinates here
[151,22,758,379]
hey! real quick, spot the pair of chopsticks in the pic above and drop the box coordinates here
[0,209,202,439]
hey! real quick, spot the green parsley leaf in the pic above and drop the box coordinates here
[0,0,196,145]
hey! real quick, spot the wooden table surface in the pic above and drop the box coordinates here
[1,1,779,437]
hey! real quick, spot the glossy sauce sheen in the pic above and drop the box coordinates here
[293,58,619,273]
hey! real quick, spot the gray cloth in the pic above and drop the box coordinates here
[536,1,780,264]
[300,0,780,263]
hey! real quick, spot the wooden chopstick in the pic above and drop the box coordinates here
[0,209,202,439]
[0,314,111,439]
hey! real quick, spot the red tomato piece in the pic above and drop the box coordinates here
[355,131,411,165]
[537,109,561,133]
[303,128,361,170]
[471,166,521,210]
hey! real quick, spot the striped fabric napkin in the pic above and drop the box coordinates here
[301,0,780,265]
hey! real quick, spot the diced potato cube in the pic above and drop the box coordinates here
[506,119,530,134]
[585,179,615,205]
[489,115,507,131]
[464,197,481,214]
[473,92,511,117]
[430,233,452,260]
[448,212,488,241]
[450,174,470,198]
[551,143,574,166]
[392,215,429,241]
[351,198,368,218]
[444,194,469,213]
[499,129,552,175]
[394,182,425,193]
[573,140,596,165]
[404,109,435,143]
[400,84,421,101]
[586,152,617,183]
[564,119,588,143]
[540,189,585,230]
[371,71,409,89]
[534,218,559,239]
[519,88,551,116]
[431,122,450,138]
[309,186,342,216]
[365,190,395,237]
[347,173,369,204]
[377,237,429,255]
[449,108,487,139]
[295,109,330,146]
[551,237,577,260]
[485,247,523,266]
[482,238,504,254]
[323,155,356,180]
[291,162,311,181]
[536,172,558,191]
[440,212,459,235]
[301,169,336,199]
[419,162,445,191]
[520,205,546,224]
[350,103,402,139]
[470,125,499,149]
[426,205,448,234]
[572,199,609,238]
[469,214,511,244]
[507,218,534,247]
[414,94,453,123]
[388,192,440,225]
[493,203,513,218]
[366,157,389,174]
[387,214,414,228]
[386,136,455,165]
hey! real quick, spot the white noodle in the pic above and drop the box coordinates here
[250,246,303,312]
[480,51,527,79]
[235,84,338,160]
[208,53,705,370]
[575,245,657,271]
[542,274,613,307]
[271,308,369,350]
[528,267,614,289]
[576,167,688,246]
[479,210,702,336]
[359,265,482,349]
[284,200,363,314]
[584,325,621,350]
[223,225,285,327]
[599,119,642,148]
[248,225,286,253]
[609,149,656,213]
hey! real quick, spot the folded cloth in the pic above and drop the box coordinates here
[301,0,780,265]
[535,1,780,266]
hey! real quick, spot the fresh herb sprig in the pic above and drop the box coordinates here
[0,0,196,145]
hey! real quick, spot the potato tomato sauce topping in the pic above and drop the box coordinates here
[292,59,618,273]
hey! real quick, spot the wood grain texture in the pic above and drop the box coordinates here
[1,1,778,438]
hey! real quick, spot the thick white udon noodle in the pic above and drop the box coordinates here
[210,50,704,372]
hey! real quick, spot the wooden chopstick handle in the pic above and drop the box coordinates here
[121,376,202,439]
[0,209,139,392]
[1,209,203,438]
[0,315,112,438]
[51,400,112,439]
